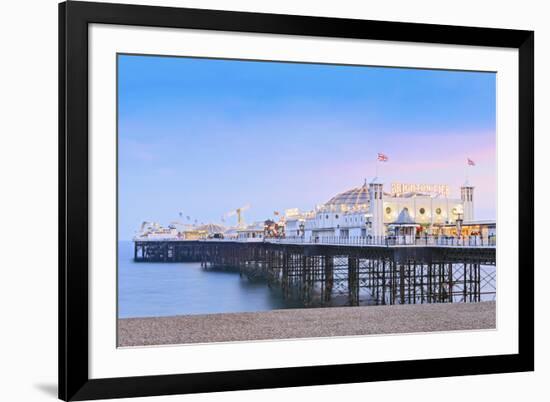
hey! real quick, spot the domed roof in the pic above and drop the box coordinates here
[325,183,370,207]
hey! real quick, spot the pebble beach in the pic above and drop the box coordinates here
[118,301,496,347]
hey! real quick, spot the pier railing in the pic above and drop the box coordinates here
[135,235,496,248]
[265,235,495,247]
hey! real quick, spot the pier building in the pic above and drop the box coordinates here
[236,222,266,241]
[284,177,485,242]
[134,177,494,246]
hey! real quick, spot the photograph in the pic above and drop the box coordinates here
[117,54,497,347]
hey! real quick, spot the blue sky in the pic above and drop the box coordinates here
[118,54,496,240]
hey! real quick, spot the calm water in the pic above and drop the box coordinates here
[118,241,301,318]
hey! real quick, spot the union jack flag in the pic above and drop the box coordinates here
[377,152,388,162]
[467,158,476,166]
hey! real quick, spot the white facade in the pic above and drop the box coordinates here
[461,181,475,221]
[382,194,465,230]
[369,178,384,238]
[303,206,370,240]
[236,223,265,241]
[285,178,477,239]
[284,208,306,237]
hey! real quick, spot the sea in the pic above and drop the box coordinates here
[118,241,302,318]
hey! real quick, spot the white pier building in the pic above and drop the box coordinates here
[135,177,494,246]
[285,178,487,241]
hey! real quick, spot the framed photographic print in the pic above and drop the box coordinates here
[59,1,534,400]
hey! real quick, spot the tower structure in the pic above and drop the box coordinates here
[460,180,474,221]
[369,177,385,239]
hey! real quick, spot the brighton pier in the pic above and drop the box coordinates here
[134,239,495,306]
[133,178,496,307]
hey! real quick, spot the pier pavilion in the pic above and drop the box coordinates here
[285,177,483,242]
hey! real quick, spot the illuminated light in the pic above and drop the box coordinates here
[285,208,300,218]
[391,182,450,197]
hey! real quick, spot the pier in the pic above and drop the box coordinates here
[133,239,496,306]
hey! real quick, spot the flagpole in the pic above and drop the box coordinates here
[465,158,477,182]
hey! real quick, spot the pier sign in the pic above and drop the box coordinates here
[391,182,450,197]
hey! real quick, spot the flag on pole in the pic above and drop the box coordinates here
[467,158,475,166]
[377,152,388,162]
[377,152,389,162]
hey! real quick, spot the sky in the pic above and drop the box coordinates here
[118,54,496,240]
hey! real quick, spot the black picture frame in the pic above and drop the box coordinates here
[59,1,534,400]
